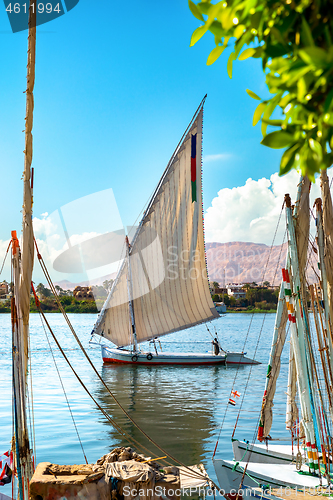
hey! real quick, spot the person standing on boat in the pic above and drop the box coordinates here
[212,337,220,356]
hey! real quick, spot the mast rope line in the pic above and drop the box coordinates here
[0,240,11,276]
[128,96,207,255]
[212,202,285,459]
[27,330,36,467]
[36,304,88,465]
[31,289,173,466]
[123,96,204,249]
[33,240,212,485]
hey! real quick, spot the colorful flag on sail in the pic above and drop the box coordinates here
[228,398,236,406]
[0,451,13,486]
[191,133,197,203]
[231,390,241,399]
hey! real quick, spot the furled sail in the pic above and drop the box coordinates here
[258,176,309,440]
[93,106,219,346]
[320,169,333,324]
[286,342,298,431]
[11,2,36,498]
[295,176,310,310]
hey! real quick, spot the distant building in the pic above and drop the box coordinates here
[0,282,9,302]
[215,302,227,314]
[209,283,227,295]
[227,283,246,299]
[73,286,94,300]
[0,282,9,295]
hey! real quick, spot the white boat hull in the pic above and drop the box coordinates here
[232,439,304,465]
[213,458,329,493]
[101,346,226,365]
[101,345,260,365]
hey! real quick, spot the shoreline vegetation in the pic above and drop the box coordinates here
[211,281,279,314]
[0,281,280,314]
[0,282,109,314]
[0,280,279,314]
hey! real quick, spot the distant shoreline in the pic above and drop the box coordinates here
[226,309,276,314]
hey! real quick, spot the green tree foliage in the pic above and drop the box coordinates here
[245,286,278,305]
[223,293,230,305]
[36,283,52,298]
[229,295,236,306]
[60,295,73,306]
[189,0,333,180]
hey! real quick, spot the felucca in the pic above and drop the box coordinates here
[91,101,259,366]
[2,3,218,498]
[213,173,333,497]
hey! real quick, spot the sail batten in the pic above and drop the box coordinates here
[93,106,219,346]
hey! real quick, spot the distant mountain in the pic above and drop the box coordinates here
[206,241,317,286]
[51,241,317,291]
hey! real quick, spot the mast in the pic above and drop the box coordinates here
[314,198,333,377]
[257,176,309,441]
[284,193,320,475]
[12,1,36,496]
[126,236,138,352]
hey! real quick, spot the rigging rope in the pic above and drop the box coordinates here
[212,201,285,458]
[33,239,211,484]
[235,186,333,492]
[0,240,11,276]
[37,305,88,464]
[27,330,36,468]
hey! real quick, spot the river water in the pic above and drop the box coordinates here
[0,312,290,496]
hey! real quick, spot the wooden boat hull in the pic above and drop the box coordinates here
[232,438,304,465]
[101,345,259,365]
[213,458,329,492]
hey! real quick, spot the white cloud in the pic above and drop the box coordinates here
[204,171,321,245]
[203,153,232,163]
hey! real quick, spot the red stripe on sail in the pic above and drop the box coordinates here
[191,157,196,182]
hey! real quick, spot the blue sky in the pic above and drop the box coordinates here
[0,0,300,283]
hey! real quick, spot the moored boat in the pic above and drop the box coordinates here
[212,175,333,496]
[231,438,305,465]
[91,100,259,367]
[101,345,260,365]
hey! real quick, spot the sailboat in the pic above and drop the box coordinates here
[212,173,333,496]
[91,102,259,366]
[4,3,213,498]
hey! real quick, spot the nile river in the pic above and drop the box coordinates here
[1,313,290,495]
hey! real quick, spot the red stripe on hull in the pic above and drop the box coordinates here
[103,357,225,365]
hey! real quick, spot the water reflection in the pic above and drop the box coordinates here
[93,363,225,465]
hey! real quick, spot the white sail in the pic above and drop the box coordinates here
[93,108,219,346]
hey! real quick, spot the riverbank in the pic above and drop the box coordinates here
[226,308,276,313]
[0,298,100,314]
